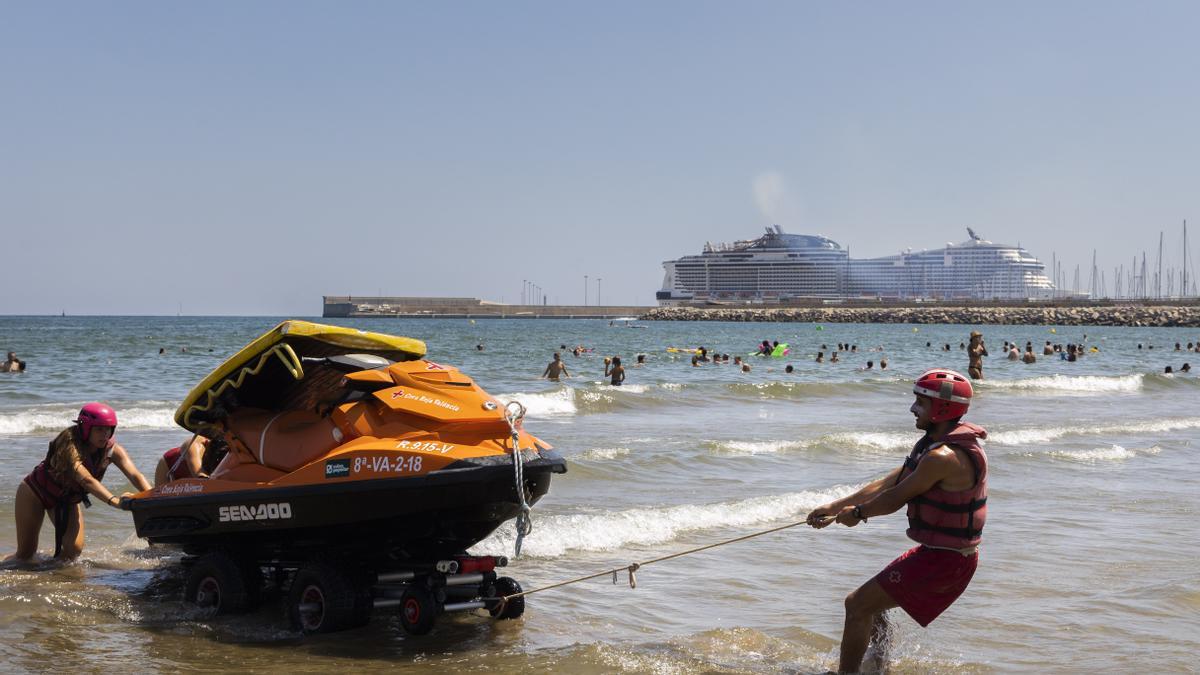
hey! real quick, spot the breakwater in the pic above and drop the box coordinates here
[323,296,651,319]
[641,304,1200,327]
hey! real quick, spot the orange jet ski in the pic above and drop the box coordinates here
[127,321,566,635]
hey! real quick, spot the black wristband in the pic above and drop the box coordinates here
[852,505,867,522]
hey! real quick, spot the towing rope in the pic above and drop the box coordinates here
[503,401,533,558]
[495,515,824,609]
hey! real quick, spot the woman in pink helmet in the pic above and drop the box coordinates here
[7,403,151,563]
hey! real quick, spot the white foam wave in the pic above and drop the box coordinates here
[578,447,632,461]
[826,431,913,451]
[982,374,1143,394]
[990,418,1200,446]
[709,439,810,455]
[1047,445,1161,462]
[471,485,861,558]
[706,416,1200,457]
[707,431,915,455]
[499,389,577,417]
[0,403,178,434]
[578,390,615,406]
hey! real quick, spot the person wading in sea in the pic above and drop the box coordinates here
[967,331,987,379]
[541,352,570,382]
[806,369,987,674]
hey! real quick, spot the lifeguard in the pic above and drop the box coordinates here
[806,368,987,673]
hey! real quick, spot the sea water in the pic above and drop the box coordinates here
[0,316,1197,673]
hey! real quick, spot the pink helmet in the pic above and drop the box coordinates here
[913,369,973,422]
[76,402,118,440]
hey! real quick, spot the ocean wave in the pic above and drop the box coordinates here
[825,431,914,451]
[577,446,632,461]
[703,416,1200,457]
[705,430,915,456]
[499,384,676,418]
[0,402,179,434]
[471,485,861,558]
[721,378,904,400]
[990,418,1200,446]
[498,388,578,417]
[705,439,812,456]
[979,374,1143,394]
[1045,445,1162,462]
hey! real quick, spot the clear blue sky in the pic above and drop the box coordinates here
[2,1,1197,314]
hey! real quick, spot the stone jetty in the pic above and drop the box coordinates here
[641,304,1199,327]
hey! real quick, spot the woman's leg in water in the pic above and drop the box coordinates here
[58,504,85,560]
[12,482,47,561]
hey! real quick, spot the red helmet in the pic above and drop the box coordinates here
[76,402,118,440]
[913,369,972,422]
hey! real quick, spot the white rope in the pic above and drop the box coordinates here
[504,401,533,558]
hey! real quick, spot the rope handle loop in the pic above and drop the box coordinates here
[610,563,639,588]
[503,400,533,558]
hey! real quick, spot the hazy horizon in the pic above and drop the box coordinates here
[2,2,1197,315]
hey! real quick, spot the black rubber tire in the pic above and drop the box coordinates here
[184,551,256,615]
[488,576,525,620]
[398,585,438,635]
[287,562,360,634]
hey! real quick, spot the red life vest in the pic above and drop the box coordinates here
[163,446,189,480]
[897,422,988,549]
[24,434,111,510]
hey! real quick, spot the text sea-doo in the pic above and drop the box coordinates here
[127,321,566,634]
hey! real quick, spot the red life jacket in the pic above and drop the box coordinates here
[24,434,111,510]
[163,446,188,480]
[897,422,988,549]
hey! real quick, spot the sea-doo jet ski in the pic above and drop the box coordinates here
[126,321,566,634]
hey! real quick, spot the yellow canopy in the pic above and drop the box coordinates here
[175,320,426,432]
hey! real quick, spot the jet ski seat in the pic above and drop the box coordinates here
[227,407,346,473]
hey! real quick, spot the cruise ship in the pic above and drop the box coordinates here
[657,226,1056,304]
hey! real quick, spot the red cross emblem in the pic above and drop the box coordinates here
[425,361,446,370]
[391,389,404,399]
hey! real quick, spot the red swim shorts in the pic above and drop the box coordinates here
[875,545,979,627]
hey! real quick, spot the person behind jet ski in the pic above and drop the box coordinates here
[805,369,987,674]
[154,433,230,486]
[7,403,151,563]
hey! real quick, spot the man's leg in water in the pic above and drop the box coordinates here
[841,578,898,673]
[866,611,892,672]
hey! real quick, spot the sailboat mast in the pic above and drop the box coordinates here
[1157,232,1164,299]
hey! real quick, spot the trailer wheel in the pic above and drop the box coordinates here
[184,551,257,615]
[288,562,359,633]
[488,576,525,620]
[399,585,438,635]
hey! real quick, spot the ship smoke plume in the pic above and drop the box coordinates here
[752,171,804,226]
